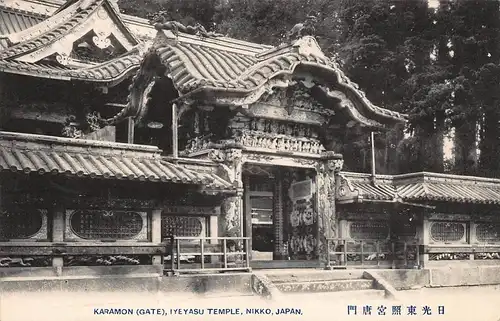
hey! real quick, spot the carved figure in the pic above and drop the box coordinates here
[286,15,318,42]
[151,14,223,38]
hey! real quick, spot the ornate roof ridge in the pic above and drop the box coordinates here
[340,171,500,186]
[0,0,81,45]
[0,0,102,60]
[0,130,161,153]
[0,0,139,61]
[0,49,141,83]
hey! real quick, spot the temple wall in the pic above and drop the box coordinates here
[421,212,500,267]
[0,175,222,274]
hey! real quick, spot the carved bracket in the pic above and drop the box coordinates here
[335,173,362,204]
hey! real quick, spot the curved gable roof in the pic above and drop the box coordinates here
[132,29,406,129]
[0,0,138,61]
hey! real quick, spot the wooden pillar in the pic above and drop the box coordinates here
[210,215,219,263]
[469,220,477,261]
[52,206,65,275]
[273,170,284,260]
[127,117,135,144]
[419,215,430,268]
[151,209,162,266]
[243,176,252,260]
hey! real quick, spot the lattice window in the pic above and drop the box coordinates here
[70,210,144,240]
[349,221,389,240]
[476,224,500,243]
[0,209,45,239]
[161,216,204,238]
[430,222,465,243]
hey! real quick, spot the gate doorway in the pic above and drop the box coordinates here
[243,164,321,269]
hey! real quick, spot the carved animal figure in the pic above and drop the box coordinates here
[286,15,318,42]
[152,18,222,38]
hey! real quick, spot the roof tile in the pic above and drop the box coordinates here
[0,132,233,190]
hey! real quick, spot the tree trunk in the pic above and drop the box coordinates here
[454,120,478,175]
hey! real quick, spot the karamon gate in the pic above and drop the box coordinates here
[122,25,406,268]
[1,1,500,275]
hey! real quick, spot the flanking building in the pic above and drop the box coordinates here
[1,0,499,276]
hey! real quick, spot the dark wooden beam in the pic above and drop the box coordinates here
[172,103,178,158]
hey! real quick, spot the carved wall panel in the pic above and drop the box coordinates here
[429,222,467,244]
[288,177,317,260]
[476,223,500,243]
[161,215,206,239]
[63,255,152,266]
[65,210,148,241]
[0,256,52,267]
[0,209,48,241]
[219,191,244,241]
[315,160,342,261]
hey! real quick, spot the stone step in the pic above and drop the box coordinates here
[265,270,365,283]
[275,279,374,293]
[281,289,386,302]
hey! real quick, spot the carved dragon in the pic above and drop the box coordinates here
[286,15,318,42]
[150,13,223,38]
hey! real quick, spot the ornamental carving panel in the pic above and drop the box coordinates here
[66,210,147,241]
[288,178,317,260]
[161,216,204,238]
[236,131,325,155]
[64,255,152,266]
[430,222,466,243]
[476,224,500,243]
[0,209,48,240]
[0,256,52,267]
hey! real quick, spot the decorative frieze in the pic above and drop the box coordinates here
[0,256,51,267]
[236,131,325,155]
[64,255,152,266]
[429,253,469,261]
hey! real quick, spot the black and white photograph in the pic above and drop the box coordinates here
[0,0,499,320]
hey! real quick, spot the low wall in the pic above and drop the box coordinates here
[429,265,500,287]
[0,266,253,295]
[369,265,500,289]
[367,269,430,290]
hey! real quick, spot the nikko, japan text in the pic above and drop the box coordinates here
[347,305,445,316]
[93,307,303,316]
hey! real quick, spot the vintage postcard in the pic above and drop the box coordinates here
[0,0,498,320]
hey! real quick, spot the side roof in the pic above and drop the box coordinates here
[0,0,273,86]
[336,171,500,205]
